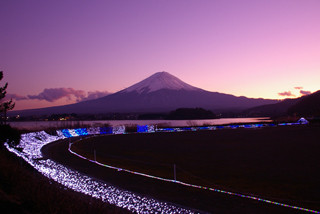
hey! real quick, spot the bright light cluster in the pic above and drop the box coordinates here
[5,130,194,214]
[62,127,115,138]
[74,128,89,136]
[155,123,278,132]
[87,127,100,135]
[113,125,126,134]
[137,125,147,133]
[137,125,155,133]
[4,118,318,214]
[57,120,305,139]
[61,129,73,138]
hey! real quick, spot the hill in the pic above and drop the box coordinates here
[245,90,320,117]
[288,90,320,116]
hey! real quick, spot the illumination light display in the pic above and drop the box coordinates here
[113,125,126,134]
[5,130,194,213]
[87,127,100,135]
[137,125,148,133]
[74,128,89,136]
[100,127,113,134]
[4,120,319,214]
[137,125,155,133]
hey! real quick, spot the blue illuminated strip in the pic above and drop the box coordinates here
[62,129,73,138]
[137,125,148,133]
[68,129,78,137]
[68,122,319,214]
[100,127,113,134]
[4,131,194,213]
[229,125,239,129]
[5,120,316,214]
[74,128,88,136]
[136,125,155,133]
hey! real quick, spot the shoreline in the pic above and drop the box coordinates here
[8,117,271,131]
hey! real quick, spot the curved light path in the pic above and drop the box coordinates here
[69,124,320,214]
[70,143,320,214]
[4,120,319,214]
[5,130,194,213]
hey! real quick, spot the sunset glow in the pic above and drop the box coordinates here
[1,0,319,110]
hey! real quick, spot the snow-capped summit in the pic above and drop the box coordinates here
[123,71,200,93]
[11,71,279,116]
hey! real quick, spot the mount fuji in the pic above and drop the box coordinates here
[123,72,201,93]
[12,72,278,116]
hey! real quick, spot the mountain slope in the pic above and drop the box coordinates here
[288,90,320,116]
[244,99,298,117]
[11,72,278,116]
[245,90,320,117]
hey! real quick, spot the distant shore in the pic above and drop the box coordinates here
[9,117,271,131]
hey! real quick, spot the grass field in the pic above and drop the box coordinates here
[68,125,320,213]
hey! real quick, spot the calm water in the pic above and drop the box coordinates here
[9,118,271,130]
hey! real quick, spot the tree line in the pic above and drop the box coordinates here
[0,71,20,147]
[0,71,15,125]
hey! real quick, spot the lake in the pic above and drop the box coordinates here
[9,117,271,130]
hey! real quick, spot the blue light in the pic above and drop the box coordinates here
[62,129,72,138]
[5,119,316,214]
[137,125,148,133]
[229,125,239,129]
[74,128,88,136]
[100,127,113,134]
[198,127,209,130]
[163,128,175,132]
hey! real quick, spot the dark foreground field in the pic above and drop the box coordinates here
[43,125,320,213]
[0,146,128,214]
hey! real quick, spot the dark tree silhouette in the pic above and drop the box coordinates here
[0,71,8,100]
[0,71,20,147]
[0,71,15,125]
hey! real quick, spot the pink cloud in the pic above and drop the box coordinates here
[8,88,111,103]
[300,90,311,96]
[278,91,295,97]
[7,94,28,101]
[27,88,86,102]
[81,91,110,102]
[294,87,303,90]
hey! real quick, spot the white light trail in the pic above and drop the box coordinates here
[4,120,318,214]
[5,131,194,214]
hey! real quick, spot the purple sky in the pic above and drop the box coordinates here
[1,0,319,110]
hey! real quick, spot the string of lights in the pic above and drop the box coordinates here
[69,139,320,214]
[4,131,194,213]
[5,118,317,214]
